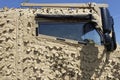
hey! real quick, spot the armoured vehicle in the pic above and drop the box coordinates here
[21,2,117,51]
[0,2,119,80]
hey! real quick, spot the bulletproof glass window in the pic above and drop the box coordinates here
[36,16,101,44]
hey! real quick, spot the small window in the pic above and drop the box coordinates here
[37,21,101,45]
[38,22,85,41]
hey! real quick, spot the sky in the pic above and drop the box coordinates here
[0,0,120,44]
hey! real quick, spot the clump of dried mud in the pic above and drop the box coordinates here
[0,8,120,80]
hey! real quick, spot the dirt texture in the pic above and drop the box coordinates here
[0,8,120,80]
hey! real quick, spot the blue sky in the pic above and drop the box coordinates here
[0,0,120,44]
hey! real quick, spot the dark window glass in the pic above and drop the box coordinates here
[39,22,84,41]
[38,22,101,44]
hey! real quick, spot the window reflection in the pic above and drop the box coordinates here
[38,22,101,45]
